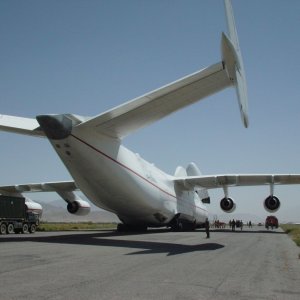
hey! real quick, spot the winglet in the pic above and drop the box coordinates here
[222,0,249,128]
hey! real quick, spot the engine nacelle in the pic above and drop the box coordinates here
[264,195,280,213]
[220,197,236,213]
[67,200,91,216]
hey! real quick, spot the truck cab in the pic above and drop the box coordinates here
[265,215,278,229]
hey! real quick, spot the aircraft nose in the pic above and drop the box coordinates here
[36,114,73,140]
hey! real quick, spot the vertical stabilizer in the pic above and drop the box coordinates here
[222,0,249,128]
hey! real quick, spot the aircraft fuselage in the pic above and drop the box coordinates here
[46,123,208,226]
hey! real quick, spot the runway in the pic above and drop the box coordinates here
[1,227,300,300]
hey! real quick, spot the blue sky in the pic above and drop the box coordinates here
[1,0,300,222]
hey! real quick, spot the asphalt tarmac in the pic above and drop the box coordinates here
[1,226,300,300]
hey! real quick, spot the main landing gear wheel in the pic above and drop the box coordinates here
[171,220,183,232]
[171,219,196,231]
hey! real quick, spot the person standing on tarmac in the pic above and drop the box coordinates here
[205,218,210,238]
[231,219,236,231]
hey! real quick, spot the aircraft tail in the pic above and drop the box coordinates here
[0,0,249,139]
[222,0,248,127]
[77,0,249,138]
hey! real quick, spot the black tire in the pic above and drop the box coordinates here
[7,223,14,234]
[22,223,29,234]
[0,223,7,235]
[29,224,36,233]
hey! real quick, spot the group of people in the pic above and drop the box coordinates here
[229,219,243,231]
[203,219,253,238]
[212,220,226,228]
[228,219,254,231]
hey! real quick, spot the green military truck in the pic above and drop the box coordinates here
[0,195,39,234]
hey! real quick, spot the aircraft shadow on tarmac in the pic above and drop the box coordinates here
[1,228,286,255]
[0,231,224,256]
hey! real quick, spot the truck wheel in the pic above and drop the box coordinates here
[22,223,29,234]
[29,224,36,233]
[0,223,7,235]
[7,223,14,234]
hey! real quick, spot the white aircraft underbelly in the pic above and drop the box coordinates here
[49,131,183,224]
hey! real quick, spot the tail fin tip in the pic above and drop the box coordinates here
[223,0,249,128]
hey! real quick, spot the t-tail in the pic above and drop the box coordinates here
[222,0,249,128]
[0,0,249,138]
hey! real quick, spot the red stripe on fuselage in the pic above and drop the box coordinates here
[70,134,207,212]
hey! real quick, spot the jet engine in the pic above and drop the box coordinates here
[220,197,236,213]
[263,195,280,213]
[67,200,91,216]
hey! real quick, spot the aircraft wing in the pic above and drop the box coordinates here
[0,181,91,216]
[174,174,300,190]
[0,181,78,195]
[76,62,232,139]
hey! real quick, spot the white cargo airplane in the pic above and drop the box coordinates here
[1,0,300,231]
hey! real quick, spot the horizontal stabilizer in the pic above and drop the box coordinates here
[76,62,232,138]
[0,115,45,137]
[1,0,248,140]
[75,0,249,137]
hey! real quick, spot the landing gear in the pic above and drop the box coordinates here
[170,219,197,232]
[170,219,183,231]
[117,223,125,232]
